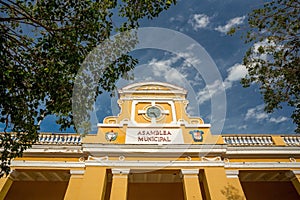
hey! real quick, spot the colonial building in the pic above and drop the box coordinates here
[1,82,300,200]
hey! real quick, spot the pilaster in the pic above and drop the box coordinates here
[224,170,246,200]
[64,170,85,200]
[203,167,245,200]
[272,136,286,146]
[289,170,300,195]
[181,169,203,200]
[0,176,13,200]
[78,167,107,200]
[110,169,130,200]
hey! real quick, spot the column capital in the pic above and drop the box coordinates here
[181,169,199,175]
[112,168,130,175]
[225,170,239,178]
[70,170,85,175]
[181,169,203,200]
[292,170,300,175]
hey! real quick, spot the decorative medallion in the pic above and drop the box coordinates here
[105,130,118,141]
[146,106,162,119]
[189,130,204,142]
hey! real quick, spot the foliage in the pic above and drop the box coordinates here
[221,184,245,200]
[0,0,176,177]
[240,0,299,132]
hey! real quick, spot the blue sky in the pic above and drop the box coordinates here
[40,0,296,134]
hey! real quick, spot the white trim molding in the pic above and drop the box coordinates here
[70,170,85,175]
[225,162,300,169]
[226,170,239,178]
[292,170,300,175]
[85,160,224,168]
[11,160,85,168]
[181,169,200,175]
[112,168,130,175]
[226,146,300,156]
[82,144,227,157]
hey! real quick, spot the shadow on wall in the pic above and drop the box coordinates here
[221,184,245,200]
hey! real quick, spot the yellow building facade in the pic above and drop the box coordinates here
[1,82,300,200]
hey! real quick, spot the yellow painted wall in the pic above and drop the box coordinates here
[78,167,107,200]
[181,127,219,144]
[0,177,12,200]
[183,174,203,200]
[174,101,188,121]
[134,102,150,123]
[110,174,128,200]
[64,174,83,200]
[202,167,245,200]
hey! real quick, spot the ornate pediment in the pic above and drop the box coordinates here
[118,82,187,96]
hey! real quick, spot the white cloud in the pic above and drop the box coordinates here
[245,104,288,124]
[133,50,202,91]
[238,125,247,130]
[226,63,248,82]
[224,63,248,89]
[189,72,203,87]
[169,15,185,23]
[189,14,210,30]
[215,16,246,33]
[196,63,247,105]
[186,104,198,117]
[147,57,246,106]
[251,39,284,61]
[270,116,288,123]
[245,104,268,121]
[252,40,271,61]
[149,50,201,68]
[148,58,187,84]
[196,80,224,104]
[253,39,282,54]
[177,52,201,67]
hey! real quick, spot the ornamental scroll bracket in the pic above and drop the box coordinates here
[87,155,109,161]
[201,156,222,162]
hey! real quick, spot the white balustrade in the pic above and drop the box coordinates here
[283,136,300,146]
[223,136,274,146]
[37,133,81,145]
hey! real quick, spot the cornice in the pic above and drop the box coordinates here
[18,143,300,158]
[10,160,300,170]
